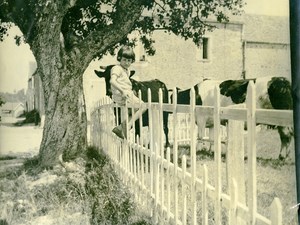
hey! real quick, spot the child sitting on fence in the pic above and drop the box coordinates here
[111,45,145,139]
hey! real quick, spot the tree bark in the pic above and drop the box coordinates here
[39,69,87,167]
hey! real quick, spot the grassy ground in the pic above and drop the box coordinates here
[173,127,298,224]
[0,119,297,224]
[0,147,153,225]
[0,119,153,225]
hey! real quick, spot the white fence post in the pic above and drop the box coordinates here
[226,118,246,225]
[182,155,187,225]
[247,81,257,224]
[214,86,222,224]
[202,164,208,225]
[226,120,245,193]
[166,147,171,222]
[172,87,179,224]
[270,198,282,225]
[229,178,238,225]
[190,88,197,225]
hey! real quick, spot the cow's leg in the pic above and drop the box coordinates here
[134,119,141,140]
[277,126,293,160]
[163,112,170,147]
[195,114,208,151]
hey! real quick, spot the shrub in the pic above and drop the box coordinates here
[15,109,40,126]
[85,146,136,225]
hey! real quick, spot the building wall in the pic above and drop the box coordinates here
[13,104,25,117]
[83,62,107,122]
[130,23,243,90]
[244,42,291,79]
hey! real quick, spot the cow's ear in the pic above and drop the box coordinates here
[130,70,135,78]
[94,70,104,78]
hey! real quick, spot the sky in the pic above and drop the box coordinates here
[0,0,289,93]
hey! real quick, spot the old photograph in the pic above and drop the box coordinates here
[0,0,298,224]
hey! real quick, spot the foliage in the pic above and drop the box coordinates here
[15,109,41,126]
[0,95,5,106]
[85,146,141,224]
[0,0,245,165]
[0,155,17,161]
[0,0,244,58]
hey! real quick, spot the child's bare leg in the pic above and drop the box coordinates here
[112,103,146,139]
[127,106,147,128]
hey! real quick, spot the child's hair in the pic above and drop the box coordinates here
[117,45,135,62]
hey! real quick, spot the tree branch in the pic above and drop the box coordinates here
[74,0,145,67]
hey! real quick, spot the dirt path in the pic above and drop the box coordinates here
[0,117,43,175]
[0,118,43,157]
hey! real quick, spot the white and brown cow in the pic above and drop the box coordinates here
[173,76,293,159]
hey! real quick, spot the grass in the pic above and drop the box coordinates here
[0,146,153,225]
[173,128,298,225]
[0,156,17,161]
[0,124,297,224]
[134,127,297,224]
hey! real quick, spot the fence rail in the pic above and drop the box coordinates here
[90,81,292,225]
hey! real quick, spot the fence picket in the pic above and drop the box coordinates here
[202,164,208,225]
[270,198,282,225]
[214,86,222,225]
[182,155,187,225]
[226,118,246,225]
[154,143,159,223]
[229,178,238,225]
[166,147,171,222]
[160,143,165,224]
[147,88,154,217]
[190,88,197,225]
[172,87,179,224]
[247,81,257,224]
[158,88,165,223]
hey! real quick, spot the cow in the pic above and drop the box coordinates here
[94,65,170,147]
[172,76,293,159]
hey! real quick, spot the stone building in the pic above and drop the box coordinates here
[127,14,290,89]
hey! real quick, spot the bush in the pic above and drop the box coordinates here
[85,146,137,225]
[15,109,40,126]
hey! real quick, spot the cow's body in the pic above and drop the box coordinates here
[94,65,170,147]
[174,76,293,159]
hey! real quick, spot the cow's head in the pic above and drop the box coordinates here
[94,65,136,98]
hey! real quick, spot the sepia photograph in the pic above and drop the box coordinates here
[0,0,299,224]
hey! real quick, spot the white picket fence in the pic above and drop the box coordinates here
[90,81,293,225]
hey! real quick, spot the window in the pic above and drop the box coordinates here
[202,38,209,59]
[196,37,211,61]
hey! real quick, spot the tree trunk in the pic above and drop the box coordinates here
[39,68,87,167]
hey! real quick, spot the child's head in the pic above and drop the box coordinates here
[117,45,135,63]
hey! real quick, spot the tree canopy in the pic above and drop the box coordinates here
[0,0,244,59]
[0,0,244,167]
